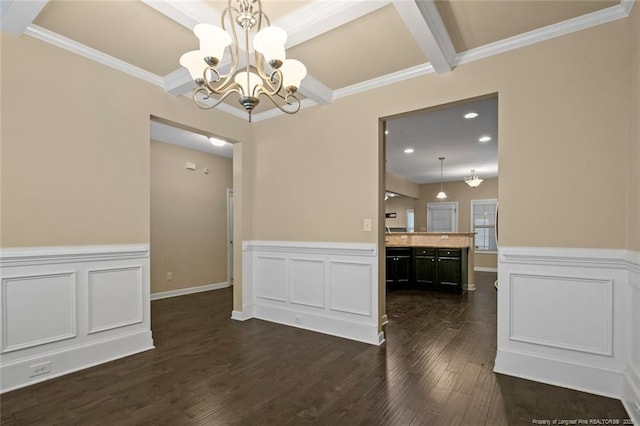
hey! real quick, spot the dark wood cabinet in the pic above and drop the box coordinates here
[387,246,468,292]
[385,247,412,285]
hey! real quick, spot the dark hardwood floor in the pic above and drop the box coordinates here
[1,272,629,425]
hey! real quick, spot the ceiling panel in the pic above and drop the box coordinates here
[34,0,198,76]
[437,0,619,53]
[206,0,312,22]
[286,5,428,90]
[386,97,498,184]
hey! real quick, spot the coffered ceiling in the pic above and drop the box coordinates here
[1,0,634,123]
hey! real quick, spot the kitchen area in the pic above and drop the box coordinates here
[384,95,498,295]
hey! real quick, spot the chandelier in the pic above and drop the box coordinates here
[179,0,308,122]
[464,170,483,187]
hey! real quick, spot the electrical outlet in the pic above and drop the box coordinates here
[294,315,303,325]
[29,361,51,377]
[166,272,173,281]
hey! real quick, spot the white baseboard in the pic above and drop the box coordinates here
[1,330,153,393]
[151,281,229,301]
[231,306,253,321]
[495,348,624,399]
[253,304,381,345]
[474,266,498,273]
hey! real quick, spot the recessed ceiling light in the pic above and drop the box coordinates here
[464,112,479,119]
[479,135,492,143]
[404,148,414,154]
[209,136,227,147]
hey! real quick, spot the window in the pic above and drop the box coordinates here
[471,199,498,253]
[427,202,458,232]
[406,209,415,232]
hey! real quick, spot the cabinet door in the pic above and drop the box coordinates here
[395,254,412,284]
[385,255,395,285]
[438,256,462,287]
[414,250,437,286]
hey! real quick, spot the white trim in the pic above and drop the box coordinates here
[227,188,234,286]
[0,330,153,394]
[150,282,230,301]
[251,98,317,122]
[500,246,630,269]
[243,240,377,257]
[621,0,635,16]
[140,0,217,30]
[162,67,194,96]
[24,25,164,87]
[231,305,254,321]
[454,4,630,67]
[333,63,435,100]
[471,199,498,253]
[0,244,149,266]
[297,74,334,105]
[474,267,498,273]
[495,348,625,399]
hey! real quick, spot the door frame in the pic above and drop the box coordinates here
[227,188,234,285]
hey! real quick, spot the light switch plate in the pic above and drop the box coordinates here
[363,218,372,232]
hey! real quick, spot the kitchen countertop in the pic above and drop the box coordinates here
[385,232,474,248]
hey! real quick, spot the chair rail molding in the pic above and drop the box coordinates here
[0,245,154,393]
[239,241,381,345]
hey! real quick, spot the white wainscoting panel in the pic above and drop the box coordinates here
[329,261,372,316]
[291,258,325,309]
[241,241,380,345]
[0,245,153,393]
[2,272,76,353]
[88,267,143,334]
[509,274,613,356]
[496,246,631,400]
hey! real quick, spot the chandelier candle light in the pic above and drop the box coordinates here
[179,0,308,122]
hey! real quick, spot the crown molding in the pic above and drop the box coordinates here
[333,62,435,100]
[25,25,164,87]
[454,3,631,67]
[297,74,333,105]
[620,0,635,15]
[140,0,219,31]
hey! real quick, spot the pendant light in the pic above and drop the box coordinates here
[436,157,447,199]
[464,170,483,187]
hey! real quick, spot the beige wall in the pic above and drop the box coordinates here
[386,172,420,198]
[0,33,250,248]
[252,19,630,250]
[630,5,640,252]
[415,178,498,233]
[150,141,232,294]
[384,195,416,229]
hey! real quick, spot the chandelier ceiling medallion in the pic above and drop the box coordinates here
[464,170,483,187]
[179,0,308,122]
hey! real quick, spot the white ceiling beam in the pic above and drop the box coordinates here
[298,75,333,105]
[140,0,219,30]
[0,0,48,35]
[392,0,456,74]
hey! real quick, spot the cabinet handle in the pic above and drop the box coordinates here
[431,259,435,262]
[438,259,441,262]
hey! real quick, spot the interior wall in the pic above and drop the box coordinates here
[630,5,640,252]
[150,141,232,294]
[0,32,250,248]
[251,19,630,250]
[384,196,416,229]
[386,172,420,198]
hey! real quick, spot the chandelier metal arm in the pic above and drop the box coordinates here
[192,85,242,110]
[261,90,301,115]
